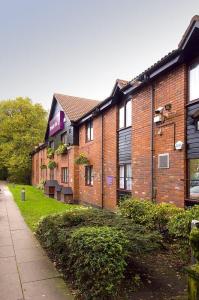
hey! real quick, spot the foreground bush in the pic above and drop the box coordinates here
[119,198,182,233]
[68,226,128,299]
[36,208,161,299]
[168,205,199,240]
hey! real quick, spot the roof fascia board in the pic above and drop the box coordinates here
[149,55,181,79]
[180,21,199,50]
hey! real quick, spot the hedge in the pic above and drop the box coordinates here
[118,198,182,234]
[36,207,161,299]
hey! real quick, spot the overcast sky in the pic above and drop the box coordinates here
[0,0,199,110]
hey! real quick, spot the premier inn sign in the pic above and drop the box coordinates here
[49,111,64,136]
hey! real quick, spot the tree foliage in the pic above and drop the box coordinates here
[0,97,47,183]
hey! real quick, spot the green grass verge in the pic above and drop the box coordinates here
[8,184,79,231]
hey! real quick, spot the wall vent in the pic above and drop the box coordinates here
[158,153,169,169]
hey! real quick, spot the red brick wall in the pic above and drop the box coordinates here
[78,116,102,207]
[102,106,117,210]
[132,65,186,207]
[153,65,187,207]
[132,85,152,199]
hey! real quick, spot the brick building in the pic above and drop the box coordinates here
[32,16,199,209]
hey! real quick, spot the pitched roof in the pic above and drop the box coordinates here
[116,78,129,88]
[54,93,100,122]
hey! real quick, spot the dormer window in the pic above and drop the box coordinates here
[189,60,199,101]
[119,99,132,129]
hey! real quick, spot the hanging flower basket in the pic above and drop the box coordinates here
[40,164,47,169]
[48,160,57,169]
[55,143,68,155]
[47,148,54,159]
[75,153,90,165]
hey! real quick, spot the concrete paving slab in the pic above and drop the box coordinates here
[0,272,23,300]
[23,277,74,300]
[0,245,15,258]
[15,246,46,263]
[0,231,12,246]
[11,229,33,241]
[0,257,18,275]
[18,257,60,283]
[13,237,42,250]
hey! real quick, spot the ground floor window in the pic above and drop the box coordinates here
[119,163,132,190]
[61,167,69,183]
[189,159,199,199]
[85,165,93,186]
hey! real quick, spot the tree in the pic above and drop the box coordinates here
[0,97,47,183]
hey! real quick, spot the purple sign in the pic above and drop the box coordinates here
[49,111,64,136]
[107,176,114,186]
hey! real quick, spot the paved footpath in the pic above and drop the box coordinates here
[0,182,74,300]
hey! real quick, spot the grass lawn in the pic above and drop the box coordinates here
[8,184,80,231]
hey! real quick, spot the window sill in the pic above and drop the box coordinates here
[117,188,132,192]
[117,126,132,132]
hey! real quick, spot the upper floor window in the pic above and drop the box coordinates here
[189,60,199,101]
[85,165,93,186]
[86,120,93,142]
[119,99,132,129]
[61,167,69,183]
[61,132,67,144]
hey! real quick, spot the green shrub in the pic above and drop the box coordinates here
[36,207,161,256]
[152,203,182,233]
[67,226,128,299]
[118,198,182,234]
[36,208,162,299]
[168,205,199,240]
[190,228,199,262]
[118,199,155,228]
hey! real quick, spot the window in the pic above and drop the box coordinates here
[189,159,199,199]
[85,166,93,186]
[50,169,54,180]
[61,132,67,144]
[119,99,132,129]
[86,120,93,142]
[126,100,132,127]
[119,106,125,128]
[61,167,69,183]
[158,153,169,169]
[49,140,54,149]
[189,60,199,101]
[119,163,132,190]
